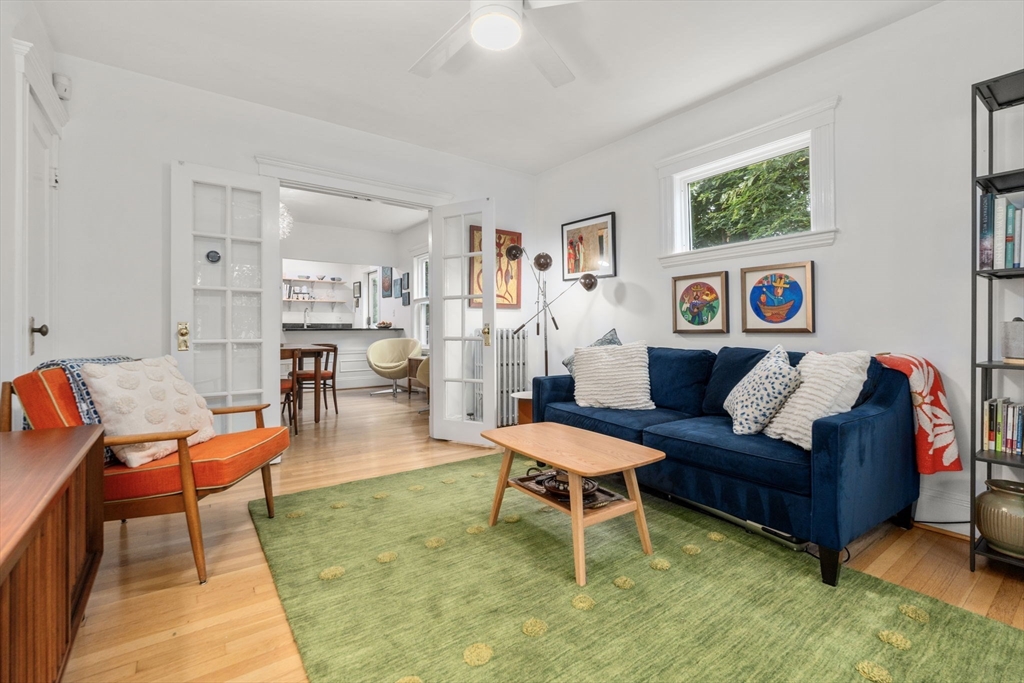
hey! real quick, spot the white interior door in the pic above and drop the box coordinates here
[25,97,58,363]
[429,198,496,445]
[170,162,281,432]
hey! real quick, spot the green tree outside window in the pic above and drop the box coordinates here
[689,148,810,250]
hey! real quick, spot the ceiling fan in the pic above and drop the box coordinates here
[409,0,580,88]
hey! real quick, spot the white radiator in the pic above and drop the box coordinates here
[471,327,529,426]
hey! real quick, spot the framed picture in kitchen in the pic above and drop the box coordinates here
[740,261,814,333]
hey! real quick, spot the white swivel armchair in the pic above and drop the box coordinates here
[366,338,422,399]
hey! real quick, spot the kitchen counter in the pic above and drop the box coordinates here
[280,326,412,389]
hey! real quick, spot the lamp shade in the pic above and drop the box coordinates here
[504,243,524,261]
[533,252,553,272]
[579,273,598,291]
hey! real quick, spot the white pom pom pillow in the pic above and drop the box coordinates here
[723,345,801,435]
[763,350,871,450]
[81,355,216,468]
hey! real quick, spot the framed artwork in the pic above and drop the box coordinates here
[402,272,410,291]
[381,267,393,298]
[561,212,616,281]
[402,292,410,306]
[395,277,403,298]
[740,261,814,333]
[353,281,361,298]
[469,226,522,308]
[673,271,728,333]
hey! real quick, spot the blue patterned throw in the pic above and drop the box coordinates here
[26,356,133,465]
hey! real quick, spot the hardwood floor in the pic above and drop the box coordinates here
[63,389,1024,682]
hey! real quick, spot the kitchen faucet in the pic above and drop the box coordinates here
[303,307,311,329]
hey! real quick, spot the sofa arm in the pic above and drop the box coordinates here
[810,369,918,552]
[532,375,575,423]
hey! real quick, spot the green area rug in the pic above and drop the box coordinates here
[249,454,1021,683]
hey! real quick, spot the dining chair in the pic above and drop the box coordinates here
[280,347,299,435]
[296,343,338,415]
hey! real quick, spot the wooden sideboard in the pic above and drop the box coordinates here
[0,426,104,683]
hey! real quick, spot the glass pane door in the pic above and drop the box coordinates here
[172,163,280,431]
[430,199,495,444]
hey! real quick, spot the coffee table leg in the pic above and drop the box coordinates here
[623,468,653,555]
[568,471,586,586]
[488,448,515,526]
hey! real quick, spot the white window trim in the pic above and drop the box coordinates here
[411,251,429,349]
[656,96,839,268]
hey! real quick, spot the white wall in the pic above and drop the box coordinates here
[50,54,537,362]
[533,0,1024,528]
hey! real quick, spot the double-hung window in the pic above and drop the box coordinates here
[657,97,838,267]
[412,252,429,350]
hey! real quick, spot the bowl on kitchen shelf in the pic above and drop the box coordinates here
[317,275,326,280]
[376,321,393,329]
[329,277,343,282]
[297,275,310,280]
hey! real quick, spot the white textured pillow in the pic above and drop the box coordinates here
[573,341,655,410]
[81,356,216,468]
[724,345,801,435]
[763,350,871,450]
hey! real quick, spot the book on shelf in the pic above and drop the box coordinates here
[1015,206,1023,268]
[993,196,1007,271]
[1006,201,1017,269]
[979,193,994,270]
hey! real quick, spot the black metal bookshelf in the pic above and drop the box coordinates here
[970,68,1024,572]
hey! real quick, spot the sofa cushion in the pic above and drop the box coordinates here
[104,426,289,501]
[648,347,716,415]
[702,347,805,416]
[642,416,812,496]
[724,345,801,435]
[574,341,655,410]
[544,402,692,444]
[562,329,621,377]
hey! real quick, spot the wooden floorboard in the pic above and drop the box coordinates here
[62,389,1024,682]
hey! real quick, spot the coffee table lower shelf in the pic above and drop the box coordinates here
[507,474,639,528]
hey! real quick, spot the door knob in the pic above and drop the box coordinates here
[29,316,48,356]
[177,321,191,351]
[482,323,491,347]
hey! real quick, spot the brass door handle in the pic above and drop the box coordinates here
[482,323,491,347]
[177,321,190,351]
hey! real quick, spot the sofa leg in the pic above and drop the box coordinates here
[892,504,914,530]
[819,547,841,587]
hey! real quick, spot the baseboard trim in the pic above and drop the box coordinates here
[916,523,969,541]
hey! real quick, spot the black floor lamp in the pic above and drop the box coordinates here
[504,244,598,375]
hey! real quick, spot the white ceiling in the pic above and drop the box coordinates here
[280,187,427,234]
[36,0,937,175]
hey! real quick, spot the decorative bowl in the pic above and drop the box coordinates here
[376,322,393,329]
[330,277,343,282]
[297,275,310,280]
[976,479,1024,558]
[317,275,326,280]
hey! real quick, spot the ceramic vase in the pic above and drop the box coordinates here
[976,479,1024,558]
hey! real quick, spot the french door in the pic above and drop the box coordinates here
[429,198,496,445]
[170,162,281,432]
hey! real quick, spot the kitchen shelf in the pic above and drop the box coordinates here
[283,299,346,303]
[283,277,345,284]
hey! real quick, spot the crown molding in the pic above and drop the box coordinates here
[255,156,455,208]
[12,39,69,133]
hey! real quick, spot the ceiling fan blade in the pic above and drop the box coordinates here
[521,13,575,88]
[409,12,472,79]
[524,0,581,9]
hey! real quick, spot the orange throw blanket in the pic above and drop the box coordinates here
[875,354,962,474]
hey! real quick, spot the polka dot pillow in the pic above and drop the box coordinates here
[81,355,216,468]
[723,345,801,436]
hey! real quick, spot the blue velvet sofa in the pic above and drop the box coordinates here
[532,346,919,586]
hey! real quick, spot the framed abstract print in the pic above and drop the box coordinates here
[740,261,814,333]
[673,271,728,333]
[381,267,393,298]
[469,225,522,309]
[561,212,616,281]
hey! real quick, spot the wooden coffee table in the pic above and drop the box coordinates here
[481,422,666,586]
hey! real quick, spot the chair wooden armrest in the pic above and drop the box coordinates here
[210,403,271,428]
[103,429,197,448]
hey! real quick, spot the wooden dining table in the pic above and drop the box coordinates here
[281,344,326,424]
